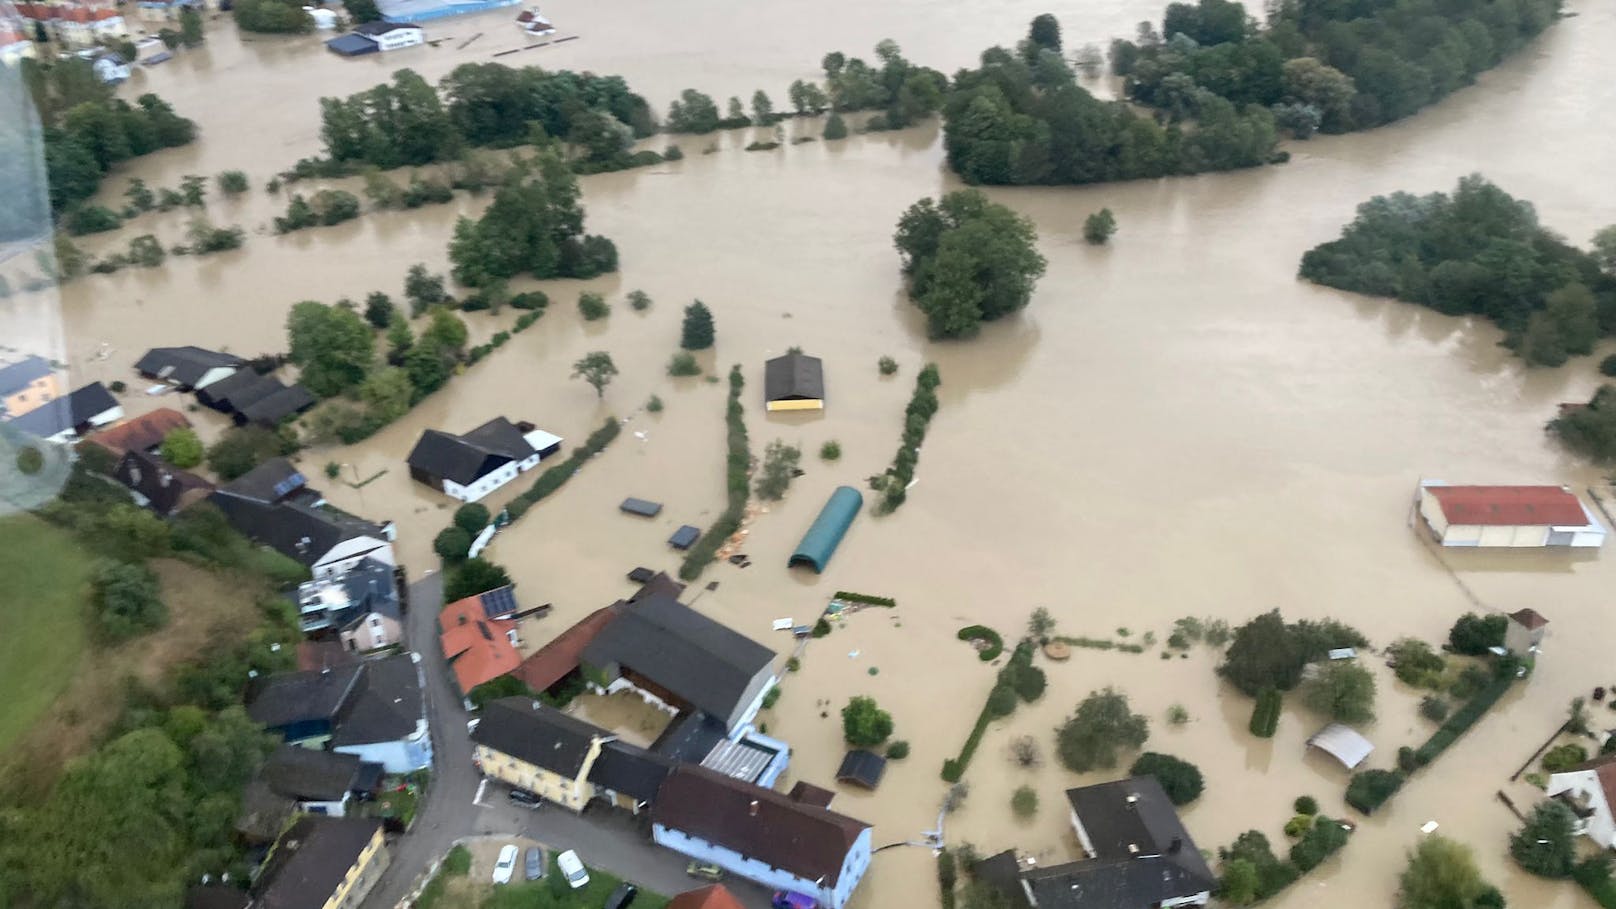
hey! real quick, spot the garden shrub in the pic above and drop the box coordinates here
[1346,770,1403,814]
[1249,687,1281,738]
[1543,743,1590,773]
[957,625,1004,661]
[1289,816,1349,871]
[1130,752,1203,805]
[1294,795,1318,815]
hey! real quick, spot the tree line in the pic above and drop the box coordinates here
[1112,0,1562,138]
[1300,175,1616,368]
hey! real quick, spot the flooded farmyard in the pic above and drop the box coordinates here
[13,0,1616,904]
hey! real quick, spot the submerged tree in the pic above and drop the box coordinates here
[893,190,1046,339]
[571,351,618,398]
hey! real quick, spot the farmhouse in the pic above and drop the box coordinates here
[471,697,616,812]
[196,369,316,426]
[7,382,122,442]
[236,746,383,841]
[1417,481,1605,548]
[210,458,395,579]
[84,406,189,456]
[114,449,213,516]
[763,351,824,411]
[1506,608,1549,655]
[407,417,562,502]
[1547,753,1616,848]
[135,346,243,390]
[295,557,403,650]
[327,20,425,55]
[651,765,872,909]
[245,652,433,772]
[439,586,524,696]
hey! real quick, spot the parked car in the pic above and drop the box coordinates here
[524,847,543,881]
[771,892,818,909]
[605,882,638,909]
[686,861,725,882]
[555,849,590,889]
[492,845,519,885]
[508,788,542,809]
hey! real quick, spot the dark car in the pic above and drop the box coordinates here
[524,847,542,881]
[508,788,542,809]
[604,882,638,909]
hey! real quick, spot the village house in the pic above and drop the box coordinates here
[209,458,395,580]
[8,382,122,443]
[470,697,617,811]
[195,369,316,427]
[295,557,403,651]
[406,417,562,503]
[135,345,244,391]
[113,448,214,516]
[1417,481,1606,548]
[651,765,873,909]
[1546,752,1616,848]
[439,585,524,698]
[236,746,383,842]
[83,406,190,457]
[252,816,388,909]
[15,1,125,47]
[245,652,432,772]
[763,351,825,412]
[1506,607,1549,656]
[975,777,1216,909]
[0,355,58,419]
[327,19,424,55]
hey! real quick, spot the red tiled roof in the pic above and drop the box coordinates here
[84,407,190,455]
[1509,608,1549,630]
[511,605,621,692]
[1427,485,1588,527]
[440,596,522,694]
[666,885,746,909]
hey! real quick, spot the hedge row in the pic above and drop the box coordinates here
[679,365,748,581]
[833,591,897,608]
[1249,687,1281,738]
[504,417,620,521]
[957,625,1005,661]
[1411,675,1514,767]
[1345,769,1404,814]
[937,849,957,909]
[1054,634,1145,654]
[1289,816,1350,871]
[942,643,1034,782]
[466,306,544,364]
[871,363,940,513]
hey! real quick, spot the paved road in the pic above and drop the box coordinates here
[361,572,773,909]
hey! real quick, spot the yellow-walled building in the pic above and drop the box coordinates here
[763,351,824,412]
[0,356,59,419]
[471,697,615,812]
[255,816,389,909]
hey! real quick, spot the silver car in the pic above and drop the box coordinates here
[524,847,543,881]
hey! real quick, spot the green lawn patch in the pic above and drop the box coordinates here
[0,515,93,751]
[482,863,668,909]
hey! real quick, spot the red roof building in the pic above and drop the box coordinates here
[666,885,746,909]
[83,406,191,456]
[1417,482,1606,549]
[440,594,522,695]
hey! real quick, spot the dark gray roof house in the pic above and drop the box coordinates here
[8,382,121,441]
[472,697,613,778]
[245,653,428,772]
[836,749,887,790]
[135,346,243,389]
[0,355,52,397]
[588,738,676,810]
[253,816,384,909]
[407,417,560,501]
[197,370,315,426]
[976,777,1217,909]
[114,449,214,516]
[210,459,392,573]
[763,351,824,411]
[581,585,777,732]
[259,745,380,802]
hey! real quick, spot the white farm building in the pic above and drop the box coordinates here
[1417,481,1606,548]
[406,417,561,503]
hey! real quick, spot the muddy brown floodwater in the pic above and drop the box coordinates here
[18,0,1616,904]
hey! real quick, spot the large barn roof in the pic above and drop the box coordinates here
[1427,485,1588,527]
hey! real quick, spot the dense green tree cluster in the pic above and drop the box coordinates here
[91,559,168,642]
[1113,0,1560,137]
[943,22,1277,186]
[1129,752,1204,804]
[1399,835,1506,909]
[842,695,895,746]
[1301,660,1376,724]
[1511,800,1577,877]
[1300,176,1615,366]
[1550,384,1616,463]
[206,425,300,481]
[819,41,948,129]
[894,190,1045,339]
[1220,609,1368,696]
[287,301,374,397]
[319,70,460,169]
[233,0,312,31]
[449,152,617,286]
[1055,687,1149,772]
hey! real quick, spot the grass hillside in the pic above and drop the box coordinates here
[0,514,92,751]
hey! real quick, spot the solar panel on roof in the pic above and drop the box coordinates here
[272,473,306,499]
[479,585,518,618]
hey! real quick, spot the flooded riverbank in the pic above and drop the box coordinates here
[30,0,1616,904]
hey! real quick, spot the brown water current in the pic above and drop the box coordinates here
[27,0,1616,904]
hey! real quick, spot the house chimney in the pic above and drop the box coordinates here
[749,800,759,817]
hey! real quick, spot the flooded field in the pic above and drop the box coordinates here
[18,0,1616,904]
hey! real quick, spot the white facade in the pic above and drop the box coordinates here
[312,536,396,581]
[335,716,432,773]
[1546,769,1616,847]
[1417,484,1606,549]
[370,25,422,50]
[651,823,872,909]
[191,366,239,390]
[439,433,558,503]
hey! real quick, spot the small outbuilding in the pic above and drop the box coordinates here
[789,486,862,573]
[764,352,824,412]
[1506,608,1549,656]
[1307,723,1374,769]
[621,497,663,517]
[836,750,886,790]
[1417,480,1606,548]
[669,525,701,550]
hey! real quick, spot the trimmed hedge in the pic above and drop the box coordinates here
[958,625,1004,661]
[1411,675,1514,768]
[1249,687,1281,738]
[872,363,940,513]
[942,643,1034,782]
[1289,816,1349,871]
[1346,769,1404,814]
[504,418,620,521]
[834,591,897,607]
[679,366,748,581]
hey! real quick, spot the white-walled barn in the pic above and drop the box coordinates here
[1417,481,1606,548]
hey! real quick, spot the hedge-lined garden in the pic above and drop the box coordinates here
[679,366,749,580]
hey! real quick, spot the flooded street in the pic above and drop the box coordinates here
[30,0,1616,903]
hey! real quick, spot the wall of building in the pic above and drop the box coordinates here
[442,461,521,503]
[376,28,422,50]
[335,718,433,773]
[1546,770,1616,847]
[766,399,823,412]
[652,824,842,907]
[474,740,602,811]
[726,669,778,732]
[314,538,396,580]
[341,613,402,652]
[323,827,389,909]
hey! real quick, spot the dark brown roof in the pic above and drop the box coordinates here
[254,816,382,909]
[513,605,624,692]
[471,697,608,777]
[666,885,747,909]
[651,766,869,887]
[298,640,356,672]
[1509,608,1549,630]
[84,407,190,455]
[788,780,836,808]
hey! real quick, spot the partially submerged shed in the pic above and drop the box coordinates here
[836,750,886,790]
[669,525,701,550]
[789,486,862,573]
[764,352,824,412]
[621,497,663,517]
[1308,723,1374,769]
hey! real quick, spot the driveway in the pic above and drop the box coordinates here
[361,571,774,909]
